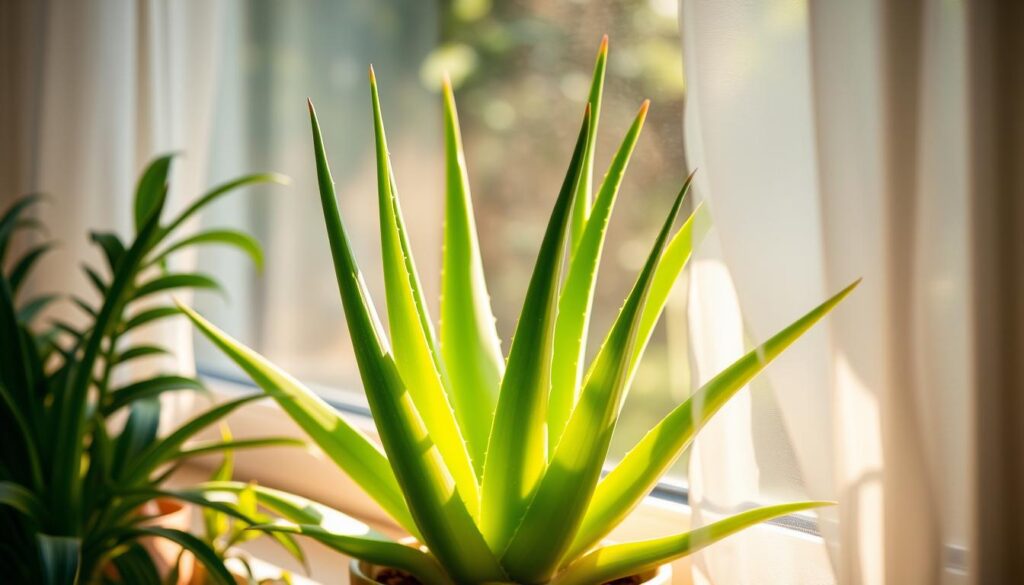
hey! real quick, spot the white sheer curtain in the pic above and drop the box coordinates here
[2,0,226,391]
[680,1,971,584]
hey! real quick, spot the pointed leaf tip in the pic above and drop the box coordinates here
[639,100,651,116]
[307,98,315,113]
[599,34,609,54]
[369,65,377,84]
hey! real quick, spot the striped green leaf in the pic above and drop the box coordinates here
[36,534,80,585]
[568,280,860,558]
[439,77,504,477]
[480,105,591,552]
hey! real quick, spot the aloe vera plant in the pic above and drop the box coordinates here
[0,163,300,585]
[185,38,858,585]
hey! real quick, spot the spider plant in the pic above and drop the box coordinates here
[0,162,300,585]
[183,38,858,585]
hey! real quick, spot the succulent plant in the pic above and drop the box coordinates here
[185,38,857,585]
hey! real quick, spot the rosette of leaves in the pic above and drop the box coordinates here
[0,163,302,585]
[185,39,859,585]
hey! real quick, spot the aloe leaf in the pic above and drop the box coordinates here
[480,105,591,551]
[369,70,480,517]
[161,173,289,239]
[254,523,453,585]
[132,272,222,300]
[309,95,504,583]
[102,375,205,416]
[127,528,234,585]
[36,534,80,585]
[568,280,860,558]
[174,437,305,460]
[549,100,649,453]
[133,154,174,233]
[0,481,44,520]
[556,502,832,585]
[149,229,264,271]
[8,243,53,294]
[179,302,418,537]
[502,181,689,583]
[570,35,608,253]
[626,196,709,385]
[439,76,504,477]
[122,306,181,332]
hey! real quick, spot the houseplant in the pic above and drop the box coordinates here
[0,162,302,585]
[184,38,858,585]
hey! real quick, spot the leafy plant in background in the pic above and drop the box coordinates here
[185,39,858,585]
[0,163,301,585]
[189,428,303,585]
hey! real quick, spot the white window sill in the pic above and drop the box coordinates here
[170,375,834,585]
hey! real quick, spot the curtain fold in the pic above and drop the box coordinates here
[679,1,972,583]
[2,0,226,420]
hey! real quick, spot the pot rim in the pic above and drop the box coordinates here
[347,557,672,585]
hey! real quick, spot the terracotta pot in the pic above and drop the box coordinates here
[348,556,672,585]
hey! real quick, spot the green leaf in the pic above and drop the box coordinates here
[8,243,53,294]
[133,155,174,233]
[111,398,161,481]
[481,103,591,552]
[549,99,649,453]
[37,534,80,585]
[308,93,504,583]
[127,527,234,585]
[114,344,170,364]
[174,437,305,460]
[122,306,182,332]
[124,393,267,485]
[502,179,690,583]
[84,265,108,295]
[71,296,97,318]
[0,195,43,263]
[149,229,264,271]
[439,78,505,477]
[0,481,44,520]
[109,541,161,585]
[569,35,608,253]
[179,302,418,537]
[161,173,288,240]
[91,231,126,272]
[102,375,205,416]
[253,523,453,585]
[17,294,59,323]
[370,70,480,517]
[568,280,860,558]
[132,273,222,300]
[555,502,833,585]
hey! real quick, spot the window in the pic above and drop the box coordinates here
[194,0,694,482]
